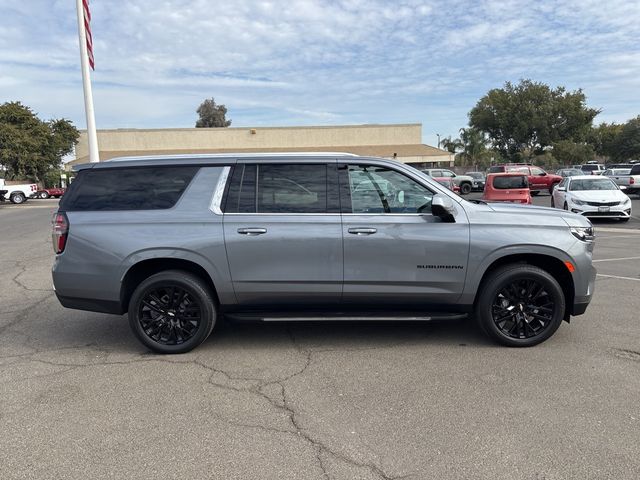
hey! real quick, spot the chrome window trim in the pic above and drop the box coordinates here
[223,212,431,217]
[210,166,231,215]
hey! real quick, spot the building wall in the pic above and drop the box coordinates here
[76,124,423,160]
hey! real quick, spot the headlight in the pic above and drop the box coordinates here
[571,198,587,206]
[570,226,595,242]
[623,197,631,205]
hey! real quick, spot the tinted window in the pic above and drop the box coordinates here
[257,164,328,213]
[62,166,199,211]
[493,176,528,189]
[581,165,599,172]
[343,165,433,214]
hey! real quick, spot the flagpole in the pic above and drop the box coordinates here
[75,0,99,163]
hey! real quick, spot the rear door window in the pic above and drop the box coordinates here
[224,163,338,214]
[61,166,199,211]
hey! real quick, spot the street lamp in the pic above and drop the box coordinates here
[436,133,441,149]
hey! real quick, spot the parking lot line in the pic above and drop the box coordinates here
[595,227,640,234]
[593,256,640,263]
[597,273,640,282]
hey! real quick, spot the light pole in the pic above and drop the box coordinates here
[436,133,441,149]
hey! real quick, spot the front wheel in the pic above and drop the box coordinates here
[128,270,216,354]
[475,265,565,347]
[459,183,472,195]
[10,192,26,204]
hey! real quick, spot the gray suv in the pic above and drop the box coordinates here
[52,154,596,353]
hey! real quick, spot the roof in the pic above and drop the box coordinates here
[70,144,451,165]
[71,152,407,171]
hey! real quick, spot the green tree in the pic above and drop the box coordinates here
[440,136,463,154]
[0,102,78,182]
[614,116,640,161]
[551,140,595,166]
[469,79,600,160]
[587,122,623,159]
[456,127,491,166]
[195,97,232,128]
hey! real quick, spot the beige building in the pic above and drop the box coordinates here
[69,123,453,168]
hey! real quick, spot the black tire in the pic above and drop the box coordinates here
[550,196,555,208]
[10,192,26,204]
[475,264,565,347]
[459,183,472,195]
[39,191,50,199]
[563,202,568,211]
[531,190,540,196]
[128,270,216,354]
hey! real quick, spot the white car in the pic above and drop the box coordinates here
[551,175,632,222]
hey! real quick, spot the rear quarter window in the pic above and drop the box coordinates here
[60,166,199,211]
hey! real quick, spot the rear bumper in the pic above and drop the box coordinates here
[55,293,124,315]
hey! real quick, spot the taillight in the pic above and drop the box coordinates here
[52,212,68,254]
[630,177,635,185]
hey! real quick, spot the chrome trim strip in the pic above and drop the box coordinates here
[223,213,430,217]
[210,166,231,215]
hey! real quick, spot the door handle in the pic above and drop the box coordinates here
[237,227,267,236]
[348,227,377,235]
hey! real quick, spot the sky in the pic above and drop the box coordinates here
[1,0,639,147]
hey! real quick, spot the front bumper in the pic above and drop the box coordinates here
[572,266,596,316]
[570,204,631,219]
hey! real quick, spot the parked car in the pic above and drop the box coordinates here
[551,175,631,221]
[34,187,66,199]
[578,164,605,175]
[504,165,562,195]
[488,163,531,174]
[465,171,486,191]
[422,169,474,194]
[0,179,38,204]
[52,153,596,353]
[555,168,583,177]
[481,173,532,204]
[432,177,459,193]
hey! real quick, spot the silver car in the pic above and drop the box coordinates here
[52,154,596,353]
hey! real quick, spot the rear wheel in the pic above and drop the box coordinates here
[459,183,472,195]
[475,265,565,347]
[10,192,26,204]
[128,270,216,354]
[39,191,50,199]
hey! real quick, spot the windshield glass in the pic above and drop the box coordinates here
[570,178,617,191]
[492,176,528,189]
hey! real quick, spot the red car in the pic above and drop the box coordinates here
[34,187,66,199]
[504,165,562,194]
[481,173,532,204]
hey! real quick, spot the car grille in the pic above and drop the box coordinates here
[582,211,625,217]
[585,201,619,207]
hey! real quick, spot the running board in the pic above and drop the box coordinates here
[223,312,468,322]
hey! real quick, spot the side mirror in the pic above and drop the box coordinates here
[431,194,456,222]
[557,186,566,192]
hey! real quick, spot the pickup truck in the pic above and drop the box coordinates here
[604,165,640,196]
[0,179,38,204]
[504,165,562,195]
[422,169,474,194]
[34,187,66,199]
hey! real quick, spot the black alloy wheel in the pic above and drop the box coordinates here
[128,270,216,354]
[476,265,565,347]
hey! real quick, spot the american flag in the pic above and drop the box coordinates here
[83,0,94,70]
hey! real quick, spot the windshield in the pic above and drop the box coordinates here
[581,165,600,171]
[492,176,528,189]
[569,178,617,191]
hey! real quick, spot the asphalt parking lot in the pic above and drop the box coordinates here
[1,198,639,480]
